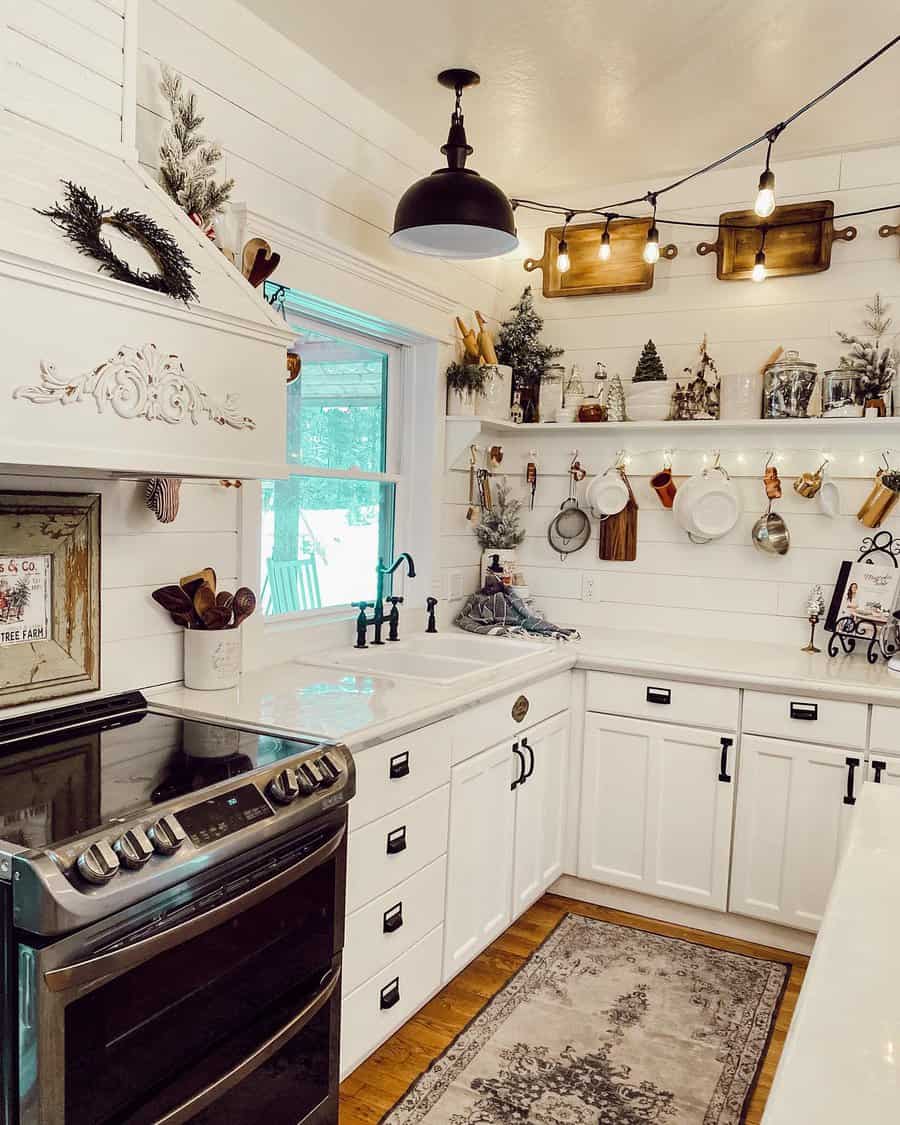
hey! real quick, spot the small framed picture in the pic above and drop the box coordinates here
[0,492,100,708]
[825,558,900,634]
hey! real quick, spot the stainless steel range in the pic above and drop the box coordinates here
[0,692,355,1125]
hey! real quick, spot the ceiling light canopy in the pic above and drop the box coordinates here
[390,69,518,260]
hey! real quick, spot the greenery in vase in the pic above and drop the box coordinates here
[836,294,899,402]
[474,482,526,550]
[446,361,491,397]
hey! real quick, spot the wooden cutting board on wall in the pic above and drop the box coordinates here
[598,474,638,562]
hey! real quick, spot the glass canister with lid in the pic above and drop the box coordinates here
[821,369,864,417]
[763,350,818,419]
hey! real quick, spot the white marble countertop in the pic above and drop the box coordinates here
[762,783,900,1124]
[148,625,900,749]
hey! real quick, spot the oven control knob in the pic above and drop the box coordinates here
[114,827,154,869]
[267,768,300,805]
[148,815,187,856]
[76,840,120,885]
[315,756,339,788]
[296,763,319,797]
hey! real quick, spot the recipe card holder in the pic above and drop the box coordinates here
[826,532,900,664]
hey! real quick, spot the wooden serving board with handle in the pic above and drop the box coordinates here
[598,472,638,562]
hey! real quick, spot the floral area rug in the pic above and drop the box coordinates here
[381,913,789,1125]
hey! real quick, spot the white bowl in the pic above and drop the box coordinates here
[627,400,671,421]
[586,473,630,518]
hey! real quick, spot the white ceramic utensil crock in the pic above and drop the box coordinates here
[184,628,241,690]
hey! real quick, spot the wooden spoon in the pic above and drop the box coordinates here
[216,591,235,618]
[200,607,229,630]
[231,587,257,627]
[152,585,193,613]
[180,567,217,598]
[193,583,216,619]
[170,609,195,629]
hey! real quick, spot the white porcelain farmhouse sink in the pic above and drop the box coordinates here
[304,632,546,685]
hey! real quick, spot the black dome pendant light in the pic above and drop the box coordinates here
[391,69,518,260]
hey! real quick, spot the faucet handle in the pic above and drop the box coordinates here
[426,597,438,609]
[353,601,373,611]
[388,596,404,606]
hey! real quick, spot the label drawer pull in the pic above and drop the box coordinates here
[386,826,407,855]
[389,751,410,779]
[789,701,818,721]
[383,903,403,933]
[380,977,400,1010]
[646,686,671,705]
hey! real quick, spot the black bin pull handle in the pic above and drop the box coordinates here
[521,737,535,782]
[790,701,818,721]
[389,751,410,780]
[380,977,400,1010]
[646,686,671,705]
[844,757,861,805]
[386,825,407,855]
[718,737,733,783]
[872,760,887,784]
[383,902,403,933]
[511,742,526,790]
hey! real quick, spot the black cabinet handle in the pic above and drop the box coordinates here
[790,701,818,721]
[718,737,733,783]
[872,760,887,784]
[383,902,403,933]
[844,757,860,805]
[646,686,671,705]
[521,737,535,782]
[380,977,400,1010]
[511,742,526,790]
[386,826,407,855]
[389,751,410,779]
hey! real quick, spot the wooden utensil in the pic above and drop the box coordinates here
[169,609,195,628]
[152,585,193,613]
[231,587,257,627]
[180,568,217,597]
[193,584,216,619]
[598,472,638,561]
[200,607,230,630]
[475,310,498,365]
[216,591,235,618]
[456,316,481,362]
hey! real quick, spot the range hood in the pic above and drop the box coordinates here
[0,5,294,480]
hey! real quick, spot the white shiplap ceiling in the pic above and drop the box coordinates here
[241,0,900,199]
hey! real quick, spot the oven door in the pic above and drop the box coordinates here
[18,811,346,1125]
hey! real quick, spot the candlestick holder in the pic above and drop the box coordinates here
[802,613,821,653]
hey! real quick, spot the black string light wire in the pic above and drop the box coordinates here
[598,213,613,260]
[509,34,900,253]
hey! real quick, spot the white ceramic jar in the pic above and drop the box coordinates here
[446,386,476,416]
[183,628,242,690]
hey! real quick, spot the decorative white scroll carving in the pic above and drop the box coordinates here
[13,344,256,430]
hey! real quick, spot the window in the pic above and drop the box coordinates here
[260,319,402,617]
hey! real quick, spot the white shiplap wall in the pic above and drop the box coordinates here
[443,144,900,644]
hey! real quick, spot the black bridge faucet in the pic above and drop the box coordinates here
[354,553,416,648]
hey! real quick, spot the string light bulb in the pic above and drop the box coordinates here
[557,212,573,273]
[752,225,768,283]
[598,214,612,261]
[754,132,779,218]
[643,196,660,264]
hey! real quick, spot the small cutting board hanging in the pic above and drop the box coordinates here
[598,470,638,561]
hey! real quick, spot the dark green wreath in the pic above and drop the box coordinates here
[37,181,198,303]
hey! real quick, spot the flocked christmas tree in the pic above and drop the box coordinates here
[633,339,666,382]
[606,373,627,421]
[474,482,526,550]
[159,66,234,228]
[495,287,564,387]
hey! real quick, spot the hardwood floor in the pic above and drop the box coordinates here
[339,893,809,1125]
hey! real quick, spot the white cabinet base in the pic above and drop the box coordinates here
[551,875,815,956]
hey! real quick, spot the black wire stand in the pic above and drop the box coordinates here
[827,531,900,664]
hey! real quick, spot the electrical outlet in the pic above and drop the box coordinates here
[582,574,597,602]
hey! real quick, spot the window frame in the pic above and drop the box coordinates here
[254,312,407,625]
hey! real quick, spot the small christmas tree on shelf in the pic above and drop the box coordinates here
[633,339,666,382]
[606,373,627,422]
[495,287,563,418]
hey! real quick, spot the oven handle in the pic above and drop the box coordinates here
[43,822,346,995]
[151,966,341,1125]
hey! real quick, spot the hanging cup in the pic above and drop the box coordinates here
[650,468,678,509]
[764,465,782,500]
[857,469,900,528]
[793,462,826,499]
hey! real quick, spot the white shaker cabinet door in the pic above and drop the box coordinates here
[731,735,862,932]
[578,715,734,911]
[442,739,516,983]
[511,712,570,916]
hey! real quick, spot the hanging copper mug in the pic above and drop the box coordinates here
[858,469,900,528]
[764,465,782,500]
[650,468,677,509]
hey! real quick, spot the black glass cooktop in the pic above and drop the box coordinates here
[0,692,322,852]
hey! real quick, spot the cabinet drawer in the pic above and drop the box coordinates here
[743,690,867,749]
[585,672,738,730]
[346,785,449,913]
[343,855,447,995]
[452,672,571,764]
[341,924,443,1077]
[350,720,452,831]
[870,706,900,754]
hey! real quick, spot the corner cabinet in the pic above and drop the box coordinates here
[730,735,862,931]
[578,714,735,912]
[443,711,569,982]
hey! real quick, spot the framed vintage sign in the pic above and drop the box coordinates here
[0,492,100,708]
